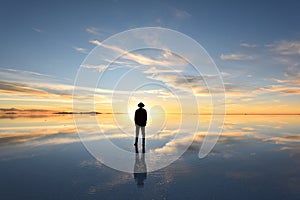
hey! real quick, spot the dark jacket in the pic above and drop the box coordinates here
[134,108,147,126]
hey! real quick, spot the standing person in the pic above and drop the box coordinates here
[134,102,147,149]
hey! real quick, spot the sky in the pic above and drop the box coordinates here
[0,0,300,114]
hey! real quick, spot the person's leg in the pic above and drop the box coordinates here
[134,125,140,146]
[141,126,145,139]
[141,126,145,149]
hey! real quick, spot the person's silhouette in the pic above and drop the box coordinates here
[134,102,147,148]
[133,146,147,188]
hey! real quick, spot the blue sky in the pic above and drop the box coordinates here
[0,0,300,113]
[1,0,299,77]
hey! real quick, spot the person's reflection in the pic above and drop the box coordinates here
[133,146,147,188]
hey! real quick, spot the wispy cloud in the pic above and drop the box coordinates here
[240,43,257,48]
[0,126,77,146]
[0,67,156,111]
[264,135,300,144]
[74,47,88,54]
[144,66,183,74]
[284,65,300,84]
[0,68,77,110]
[145,72,228,97]
[0,81,48,96]
[271,66,300,86]
[80,64,107,72]
[0,80,74,99]
[89,39,102,46]
[0,67,55,79]
[88,39,186,67]
[32,28,43,33]
[173,8,191,19]
[270,40,300,55]
[220,53,253,61]
[273,78,300,86]
[258,85,300,95]
[86,26,102,35]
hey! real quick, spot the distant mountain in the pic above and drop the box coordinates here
[0,108,102,115]
[54,111,102,115]
[0,108,104,118]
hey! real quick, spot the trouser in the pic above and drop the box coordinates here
[135,125,145,139]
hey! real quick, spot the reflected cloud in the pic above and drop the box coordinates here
[0,113,299,199]
[0,126,77,146]
[153,132,194,154]
[264,135,300,144]
[1,115,300,165]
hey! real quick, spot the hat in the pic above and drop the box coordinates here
[138,102,145,107]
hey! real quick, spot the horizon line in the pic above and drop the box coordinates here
[1,108,300,115]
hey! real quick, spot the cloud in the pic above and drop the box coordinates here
[284,66,300,84]
[0,67,146,111]
[224,82,257,97]
[240,43,257,48]
[146,73,228,97]
[0,67,55,79]
[0,81,49,96]
[259,85,300,95]
[32,28,43,33]
[86,26,101,35]
[144,66,183,74]
[220,53,253,61]
[264,135,300,144]
[0,127,77,146]
[270,40,300,55]
[0,80,82,110]
[0,68,77,103]
[271,66,300,86]
[74,47,88,54]
[273,78,300,86]
[154,132,194,154]
[174,8,191,19]
[81,64,107,72]
[122,50,175,66]
[0,78,115,111]
[88,40,185,67]
[89,39,102,46]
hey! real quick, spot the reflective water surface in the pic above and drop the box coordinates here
[0,114,299,199]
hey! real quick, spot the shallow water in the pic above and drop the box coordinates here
[0,114,299,199]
